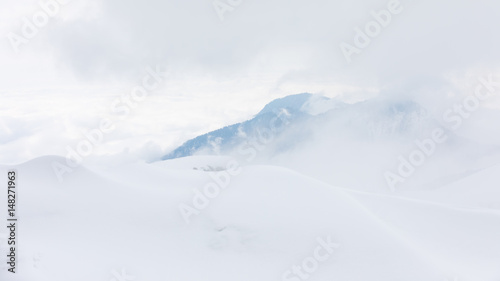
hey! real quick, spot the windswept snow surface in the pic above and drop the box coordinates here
[1,155,499,281]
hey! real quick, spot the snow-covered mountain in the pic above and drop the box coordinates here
[160,93,500,193]
[162,93,439,160]
[161,93,317,160]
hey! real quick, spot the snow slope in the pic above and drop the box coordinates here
[399,163,500,210]
[1,156,499,281]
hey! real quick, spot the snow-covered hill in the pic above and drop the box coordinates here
[1,156,499,281]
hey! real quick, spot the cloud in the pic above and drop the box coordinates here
[32,0,499,84]
[2,0,500,165]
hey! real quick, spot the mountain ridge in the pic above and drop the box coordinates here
[161,93,441,160]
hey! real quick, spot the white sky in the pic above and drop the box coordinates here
[1,0,500,164]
